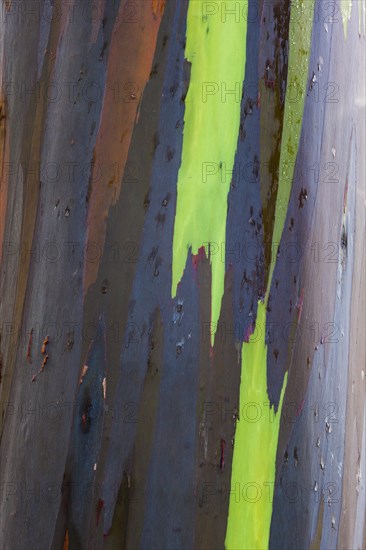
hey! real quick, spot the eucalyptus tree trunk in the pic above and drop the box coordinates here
[0,1,365,549]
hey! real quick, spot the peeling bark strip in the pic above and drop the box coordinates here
[84,0,166,291]
[259,0,291,288]
[0,0,66,435]
[171,0,248,345]
[226,0,314,546]
[0,92,9,265]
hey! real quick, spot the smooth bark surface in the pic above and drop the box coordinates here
[0,1,365,549]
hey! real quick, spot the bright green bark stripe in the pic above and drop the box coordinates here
[171,0,248,344]
[226,301,288,550]
[226,1,314,548]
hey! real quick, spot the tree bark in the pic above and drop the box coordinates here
[0,1,365,549]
